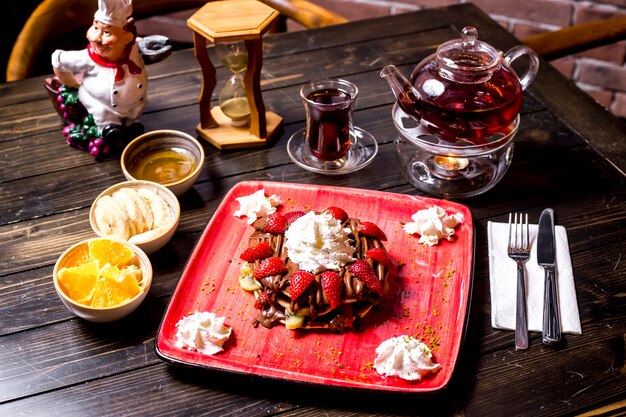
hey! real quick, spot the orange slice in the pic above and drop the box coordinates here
[90,277,130,308]
[99,264,142,296]
[61,243,91,268]
[88,239,134,268]
[57,260,100,304]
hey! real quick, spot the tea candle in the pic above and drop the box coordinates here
[433,156,469,171]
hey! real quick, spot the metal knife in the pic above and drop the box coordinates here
[537,208,561,345]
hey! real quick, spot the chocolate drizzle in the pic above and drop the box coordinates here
[253,304,285,328]
[245,214,391,332]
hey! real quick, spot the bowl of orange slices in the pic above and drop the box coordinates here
[53,237,153,322]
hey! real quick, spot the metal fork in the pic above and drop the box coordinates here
[508,212,530,350]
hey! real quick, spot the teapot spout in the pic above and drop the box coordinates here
[380,65,422,123]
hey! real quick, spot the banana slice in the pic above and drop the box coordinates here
[93,195,130,240]
[129,225,169,244]
[94,185,173,242]
[138,188,172,228]
[131,188,153,232]
[112,189,143,236]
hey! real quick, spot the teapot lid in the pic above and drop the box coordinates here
[436,26,501,73]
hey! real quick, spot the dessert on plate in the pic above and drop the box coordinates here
[237,206,396,333]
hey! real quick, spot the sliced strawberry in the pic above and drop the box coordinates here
[366,247,397,276]
[289,271,316,300]
[324,207,348,222]
[359,221,387,241]
[253,256,286,279]
[349,260,383,294]
[321,271,343,310]
[261,213,288,234]
[240,241,273,262]
[254,291,270,309]
[283,211,305,225]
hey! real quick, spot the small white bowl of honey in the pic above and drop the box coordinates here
[121,129,204,197]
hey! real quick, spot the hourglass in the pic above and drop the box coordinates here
[187,0,283,150]
[216,41,251,126]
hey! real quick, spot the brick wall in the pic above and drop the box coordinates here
[305,0,626,119]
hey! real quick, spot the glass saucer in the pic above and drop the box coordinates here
[287,127,378,175]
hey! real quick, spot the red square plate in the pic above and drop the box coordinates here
[156,181,474,392]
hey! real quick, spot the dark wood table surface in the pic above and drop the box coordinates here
[1,4,625,416]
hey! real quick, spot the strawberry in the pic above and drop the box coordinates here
[283,211,305,225]
[254,291,270,309]
[366,247,397,276]
[321,271,343,309]
[261,213,288,234]
[324,206,348,222]
[289,271,316,300]
[240,241,273,262]
[349,260,383,294]
[359,221,387,241]
[253,256,286,279]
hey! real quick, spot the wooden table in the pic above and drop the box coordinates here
[1,4,625,416]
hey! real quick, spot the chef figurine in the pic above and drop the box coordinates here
[49,0,170,159]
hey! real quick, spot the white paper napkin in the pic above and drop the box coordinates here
[488,221,582,334]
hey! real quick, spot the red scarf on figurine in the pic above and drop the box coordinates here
[87,44,142,82]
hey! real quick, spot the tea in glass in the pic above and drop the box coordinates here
[300,79,358,168]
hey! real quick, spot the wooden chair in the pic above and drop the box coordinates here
[262,0,347,31]
[6,0,347,82]
[522,15,626,61]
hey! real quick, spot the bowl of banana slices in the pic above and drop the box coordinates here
[89,180,180,255]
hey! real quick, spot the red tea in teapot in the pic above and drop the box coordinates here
[381,26,539,146]
[411,63,522,143]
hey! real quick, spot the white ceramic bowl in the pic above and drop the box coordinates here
[121,129,204,197]
[90,180,180,255]
[53,237,153,323]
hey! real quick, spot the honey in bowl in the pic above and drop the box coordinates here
[127,147,197,186]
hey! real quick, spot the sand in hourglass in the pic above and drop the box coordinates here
[217,42,251,125]
[220,97,251,124]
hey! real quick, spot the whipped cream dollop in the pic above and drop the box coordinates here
[175,311,232,355]
[284,211,356,274]
[374,335,441,381]
[233,189,281,224]
[404,206,463,246]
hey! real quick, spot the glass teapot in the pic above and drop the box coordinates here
[381,26,539,143]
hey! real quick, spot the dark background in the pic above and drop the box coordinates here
[1,0,197,84]
[3,1,42,83]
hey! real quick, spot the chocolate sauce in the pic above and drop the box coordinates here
[253,304,285,329]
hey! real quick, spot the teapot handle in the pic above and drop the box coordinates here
[503,45,539,91]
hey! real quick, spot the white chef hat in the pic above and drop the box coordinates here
[94,0,133,27]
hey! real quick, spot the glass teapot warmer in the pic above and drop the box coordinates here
[392,103,518,198]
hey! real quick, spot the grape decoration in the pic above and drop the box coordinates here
[55,85,130,161]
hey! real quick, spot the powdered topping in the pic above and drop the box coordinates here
[284,211,356,274]
[404,205,463,246]
[175,311,232,355]
[374,335,441,381]
[233,189,281,224]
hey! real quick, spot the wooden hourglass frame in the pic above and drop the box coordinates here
[187,0,283,149]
